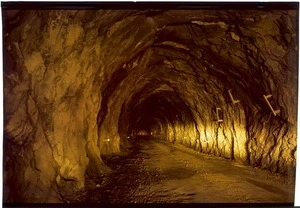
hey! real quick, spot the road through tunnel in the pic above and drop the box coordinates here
[124,90,199,143]
[2,2,298,204]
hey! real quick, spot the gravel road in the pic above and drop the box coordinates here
[81,136,295,203]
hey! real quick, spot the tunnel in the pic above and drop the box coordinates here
[1,2,299,204]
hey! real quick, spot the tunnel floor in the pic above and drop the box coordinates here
[75,137,294,203]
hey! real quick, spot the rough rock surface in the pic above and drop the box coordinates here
[2,4,298,202]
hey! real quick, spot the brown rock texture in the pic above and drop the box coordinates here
[2,3,298,202]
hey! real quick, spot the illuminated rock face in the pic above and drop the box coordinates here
[3,8,297,202]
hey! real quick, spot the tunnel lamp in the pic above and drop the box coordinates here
[263,94,281,116]
[104,139,110,142]
[216,107,224,122]
[228,89,240,104]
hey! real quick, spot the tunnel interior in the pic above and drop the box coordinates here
[1,2,298,203]
[127,90,197,139]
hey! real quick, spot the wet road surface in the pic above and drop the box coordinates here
[81,136,295,203]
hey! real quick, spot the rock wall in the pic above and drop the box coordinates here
[3,6,298,202]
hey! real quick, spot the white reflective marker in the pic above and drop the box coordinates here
[263,94,280,116]
[216,107,223,122]
[228,89,240,104]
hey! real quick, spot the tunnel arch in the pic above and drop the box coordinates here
[2,4,298,202]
